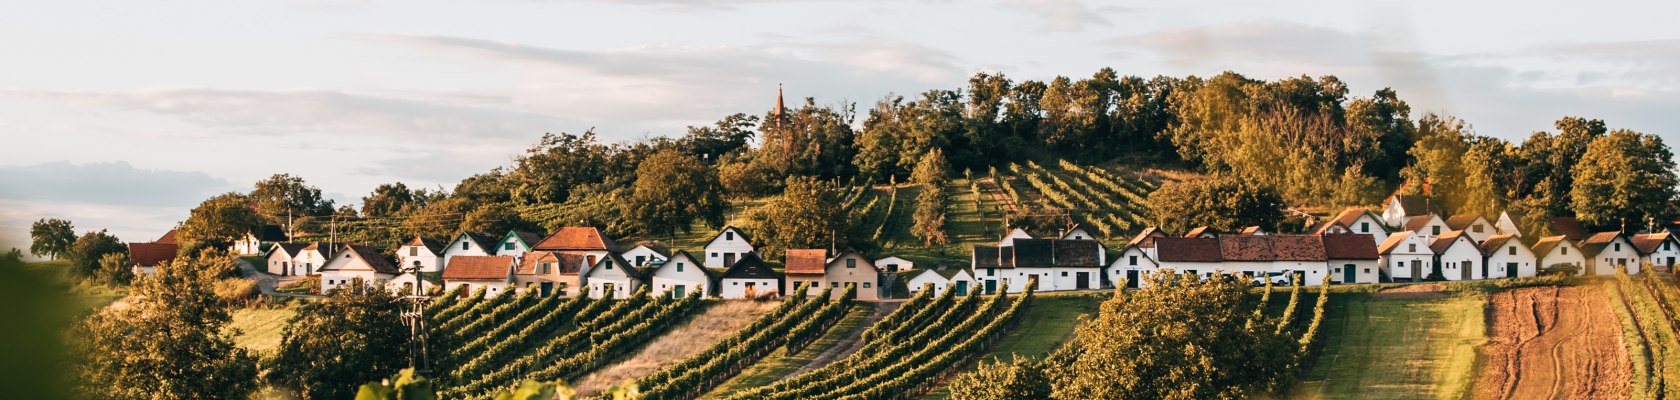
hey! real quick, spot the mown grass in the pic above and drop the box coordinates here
[1287,293,1485,400]
[227,303,298,354]
[702,303,875,398]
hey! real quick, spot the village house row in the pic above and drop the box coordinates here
[121,194,1680,299]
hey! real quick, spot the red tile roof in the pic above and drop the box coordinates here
[1404,215,1439,232]
[1531,235,1572,256]
[1478,234,1522,257]
[1322,234,1379,260]
[1429,230,1469,254]
[128,242,178,267]
[1156,237,1222,262]
[533,227,617,251]
[785,249,829,275]
[1376,232,1411,254]
[1127,227,1170,248]
[1444,214,1486,231]
[1549,217,1589,241]
[155,229,178,245]
[1631,232,1674,255]
[1184,226,1217,238]
[444,255,514,280]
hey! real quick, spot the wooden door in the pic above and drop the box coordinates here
[724,253,737,267]
[1507,263,1518,278]
[985,279,997,294]
[540,282,553,297]
[955,281,968,296]
[1076,272,1090,289]
[1410,260,1422,281]
[1126,270,1139,288]
[1460,262,1471,280]
[1343,265,1355,284]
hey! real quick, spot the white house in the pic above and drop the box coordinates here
[1533,235,1587,275]
[649,250,712,298]
[1381,194,1442,227]
[1583,232,1641,275]
[874,256,915,274]
[1495,211,1525,237]
[232,225,289,255]
[1059,224,1105,263]
[719,253,782,299]
[703,226,756,268]
[1633,232,1680,273]
[442,255,516,297]
[318,244,401,293]
[1325,234,1380,284]
[496,231,545,262]
[584,254,645,299]
[443,231,500,267]
[396,237,446,273]
[1479,234,1537,279]
[904,268,976,296]
[1445,215,1498,243]
[1313,208,1390,246]
[972,238,1104,294]
[1403,214,1450,242]
[291,242,336,276]
[1378,231,1434,282]
[1430,231,1484,281]
[265,243,309,276]
[623,243,671,268]
[1108,245,1159,289]
[998,228,1034,246]
[1126,227,1170,260]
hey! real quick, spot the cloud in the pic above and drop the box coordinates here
[999,0,1113,33]
[1,88,573,141]
[0,199,187,259]
[0,161,235,208]
[1533,39,1680,91]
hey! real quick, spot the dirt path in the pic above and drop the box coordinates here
[780,302,896,380]
[1475,286,1630,400]
[572,300,780,395]
[1371,283,1448,300]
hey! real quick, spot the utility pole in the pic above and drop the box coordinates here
[399,264,431,374]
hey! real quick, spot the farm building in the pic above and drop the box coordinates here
[1378,231,1434,282]
[442,255,516,297]
[1126,227,1170,261]
[1532,235,1587,275]
[514,251,584,297]
[531,226,617,268]
[443,231,499,267]
[129,242,178,276]
[232,224,288,255]
[1312,208,1390,246]
[1183,226,1219,238]
[972,238,1103,294]
[649,250,712,299]
[319,244,401,293]
[719,253,782,299]
[1324,234,1380,284]
[1633,232,1680,273]
[1238,226,1267,235]
[1495,211,1525,237]
[623,242,671,267]
[703,226,756,268]
[1108,244,1159,289]
[818,251,883,300]
[496,230,545,262]
[1430,230,1484,281]
[1445,214,1498,243]
[584,254,645,299]
[1403,215,1450,242]
[997,228,1035,246]
[873,256,914,273]
[784,249,831,297]
[396,236,445,273]
[264,243,310,276]
[1479,234,1537,279]
[903,268,975,296]
[1582,232,1641,275]
[1380,194,1444,227]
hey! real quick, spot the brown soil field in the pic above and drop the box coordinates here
[1474,286,1629,400]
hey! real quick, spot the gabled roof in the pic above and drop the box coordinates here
[703,226,754,247]
[973,239,1101,268]
[1531,235,1574,256]
[1051,240,1104,267]
[515,251,585,275]
[129,242,178,267]
[1444,214,1490,231]
[1183,226,1217,238]
[1215,235,1328,261]
[1404,215,1441,233]
[533,226,618,252]
[1127,227,1170,248]
[453,231,499,253]
[1322,234,1379,260]
[586,253,646,280]
[1387,194,1442,217]
[1581,231,1631,256]
[1060,224,1098,240]
[973,246,1006,269]
[268,242,310,259]
[1315,208,1383,234]
[443,255,514,280]
[654,250,715,279]
[1155,237,1222,262]
[328,244,400,274]
[720,253,781,280]
[1377,231,1423,255]
[402,237,446,256]
[1239,226,1265,235]
[1429,230,1471,254]
[503,230,546,249]
[1632,232,1676,255]
[156,229,178,245]
[825,250,880,271]
[302,242,341,259]
[251,224,289,242]
[628,242,672,258]
[1549,217,1589,241]
[785,249,829,275]
[1478,234,1524,257]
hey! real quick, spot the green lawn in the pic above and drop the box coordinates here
[704,304,874,398]
[1287,293,1486,400]
[227,304,298,354]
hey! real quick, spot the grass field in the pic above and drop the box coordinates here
[1288,293,1486,400]
[227,304,298,354]
[703,303,875,398]
[920,292,1105,399]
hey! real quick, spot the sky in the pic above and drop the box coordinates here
[2,0,1677,254]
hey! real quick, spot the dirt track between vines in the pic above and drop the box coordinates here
[1474,286,1629,400]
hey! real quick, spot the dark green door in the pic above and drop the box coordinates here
[1126,270,1140,288]
[954,281,968,296]
[540,282,553,297]
[985,279,997,294]
[1343,264,1355,284]
[674,284,686,298]
[1507,263,1518,278]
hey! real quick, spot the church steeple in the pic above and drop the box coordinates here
[774,83,785,118]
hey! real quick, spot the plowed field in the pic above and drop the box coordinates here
[1475,286,1629,400]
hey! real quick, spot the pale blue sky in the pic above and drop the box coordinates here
[2,0,1676,251]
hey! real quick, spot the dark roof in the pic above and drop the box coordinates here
[704,226,754,247]
[533,227,617,252]
[338,244,400,274]
[1155,237,1223,262]
[403,237,446,256]
[1549,217,1589,241]
[1127,227,1170,248]
[443,255,514,280]
[1322,234,1379,260]
[1429,231,1470,254]
[1011,239,1056,267]
[129,242,178,267]
[269,242,310,258]
[1217,235,1328,261]
[1388,194,1442,217]
[973,239,1099,269]
[1051,240,1103,267]
[973,246,1004,269]
[785,249,829,275]
[156,229,178,244]
[1632,232,1675,255]
[507,230,546,248]
[1478,234,1523,257]
[1444,214,1488,231]
[655,250,715,279]
[1531,235,1573,256]
[251,224,288,242]
[721,253,782,280]
[587,254,647,280]
[458,231,499,252]
[1581,231,1629,256]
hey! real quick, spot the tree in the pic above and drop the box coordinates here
[67,230,125,278]
[510,131,613,205]
[70,257,258,399]
[910,149,951,187]
[249,173,335,233]
[1571,130,1678,230]
[460,201,538,236]
[949,356,1051,400]
[402,197,474,240]
[912,186,949,248]
[362,182,420,218]
[1343,88,1414,181]
[1045,272,1297,399]
[94,252,133,286]
[29,218,75,260]
[1148,178,1285,234]
[682,113,758,162]
[178,192,262,254]
[265,288,409,400]
[742,176,852,258]
[1460,138,1518,217]
[1398,114,1471,209]
[621,150,728,239]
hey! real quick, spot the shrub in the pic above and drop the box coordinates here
[214,278,261,305]
[278,276,320,295]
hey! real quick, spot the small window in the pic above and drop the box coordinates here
[676,263,685,272]
[1408,244,1416,253]
[1562,247,1569,255]
[1509,246,1517,256]
[461,242,469,250]
[1364,268,1371,273]
[846,259,856,268]
[987,269,995,276]
[540,263,551,274]
[1473,225,1484,233]
[505,242,515,251]
[1129,256,1137,266]
[726,231,734,240]
[1359,222,1369,233]
[1060,271,1068,277]
[863,282,872,288]
[1666,242,1673,251]
[605,261,614,269]
[1432,226,1441,235]
[1615,243,1622,252]
[711,252,718,258]
[409,247,418,257]
[733,282,739,286]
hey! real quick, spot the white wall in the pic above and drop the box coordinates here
[398,245,443,273]
[1330,259,1380,284]
[1590,241,1642,275]
[650,259,709,298]
[443,236,490,267]
[719,278,779,299]
[1437,242,1484,281]
[704,228,755,268]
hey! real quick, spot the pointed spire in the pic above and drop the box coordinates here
[775,83,785,117]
